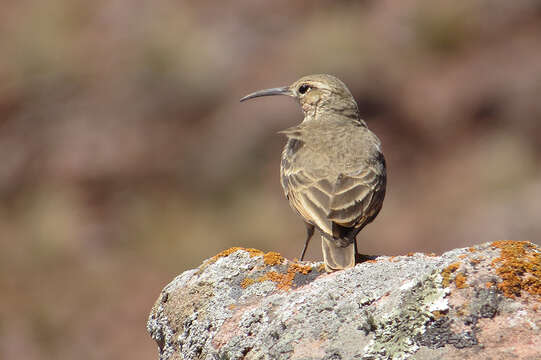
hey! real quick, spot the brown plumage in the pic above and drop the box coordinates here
[240,74,386,271]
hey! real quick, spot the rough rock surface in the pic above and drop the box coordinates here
[147,241,541,360]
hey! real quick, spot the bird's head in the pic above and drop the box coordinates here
[240,74,360,121]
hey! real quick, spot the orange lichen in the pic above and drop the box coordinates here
[263,251,285,266]
[272,263,312,290]
[468,247,477,253]
[442,262,461,287]
[485,281,494,289]
[459,254,468,260]
[317,263,326,272]
[407,252,415,257]
[241,263,314,291]
[240,278,256,288]
[289,263,312,275]
[207,247,264,264]
[255,270,295,291]
[491,241,541,298]
[206,248,287,269]
[424,252,437,257]
[432,310,447,319]
[469,258,481,265]
[454,273,468,289]
[261,271,289,288]
[441,262,468,289]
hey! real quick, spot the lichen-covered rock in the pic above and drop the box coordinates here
[147,242,541,360]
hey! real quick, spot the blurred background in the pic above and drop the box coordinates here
[1,0,540,359]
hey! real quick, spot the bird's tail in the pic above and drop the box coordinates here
[321,236,355,272]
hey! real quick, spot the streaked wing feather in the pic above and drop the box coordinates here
[284,169,333,235]
[329,167,383,229]
[283,164,383,239]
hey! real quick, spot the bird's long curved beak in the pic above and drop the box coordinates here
[240,86,291,102]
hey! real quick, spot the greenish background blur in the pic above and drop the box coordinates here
[1,1,540,359]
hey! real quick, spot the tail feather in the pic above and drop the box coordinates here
[321,236,355,271]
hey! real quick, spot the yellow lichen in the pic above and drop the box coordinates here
[263,251,285,266]
[491,241,541,298]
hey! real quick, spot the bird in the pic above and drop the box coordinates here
[240,74,386,272]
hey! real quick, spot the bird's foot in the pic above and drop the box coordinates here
[355,253,378,264]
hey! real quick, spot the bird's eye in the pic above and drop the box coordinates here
[298,84,310,94]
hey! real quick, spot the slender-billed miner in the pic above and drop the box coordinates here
[240,74,386,272]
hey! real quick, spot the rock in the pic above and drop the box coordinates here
[147,242,541,360]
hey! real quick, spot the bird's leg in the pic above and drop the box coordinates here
[299,223,315,261]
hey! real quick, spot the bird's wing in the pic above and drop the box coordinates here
[328,165,385,230]
[283,162,384,239]
[283,167,334,236]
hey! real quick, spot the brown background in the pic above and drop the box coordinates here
[1,1,540,359]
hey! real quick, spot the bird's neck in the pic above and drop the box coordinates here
[303,100,366,127]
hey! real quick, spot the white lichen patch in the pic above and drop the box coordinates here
[362,271,451,359]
